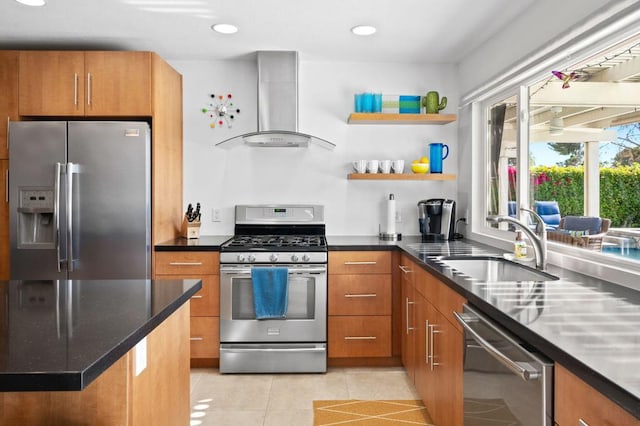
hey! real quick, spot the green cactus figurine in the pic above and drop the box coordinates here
[422,91,447,114]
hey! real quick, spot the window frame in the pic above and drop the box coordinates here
[471,56,640,280]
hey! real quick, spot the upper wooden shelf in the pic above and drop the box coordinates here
[347,113,457,125]
[348,173,456,181]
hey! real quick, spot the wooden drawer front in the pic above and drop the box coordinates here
[328,316,391,358]
[155,274,218,317]
[155,251,219,275]
[190,317,219,359]
[188,275,219,317]
[329,251,391,275]
[555,364,638,426]
[329,274,391,316]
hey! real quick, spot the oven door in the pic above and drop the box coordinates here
[219,264,327,343]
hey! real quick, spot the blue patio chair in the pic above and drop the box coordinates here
[534,201,561,230]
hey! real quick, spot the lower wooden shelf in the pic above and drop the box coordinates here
[348,173,456,181]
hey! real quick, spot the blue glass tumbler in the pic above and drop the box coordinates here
[429,142,449,173]
[354,94,364,112]
[362,93,374,112]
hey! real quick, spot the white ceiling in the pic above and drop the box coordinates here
[0,0,535,62]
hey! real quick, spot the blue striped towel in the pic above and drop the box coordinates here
[251,267,289,320]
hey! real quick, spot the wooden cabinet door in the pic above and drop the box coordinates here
[0,51,18,160]
[413,293,431,404]
[84,51,151,116]
[555,363,638,426]
[431,311,463,426]
[401,277,416,381]
[19,51,85,116]
[0,160,8,280]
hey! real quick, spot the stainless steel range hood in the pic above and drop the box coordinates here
[216,51,335,149]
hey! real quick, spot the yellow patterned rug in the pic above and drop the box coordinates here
[313,400,435,425]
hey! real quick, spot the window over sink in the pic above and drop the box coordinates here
[480,27,640,271]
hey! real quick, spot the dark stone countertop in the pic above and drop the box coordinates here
[395,239,640,420]
[0,278,201,392]
[155,235,231,251]
[327,235,402,250]
[156,234,639,418]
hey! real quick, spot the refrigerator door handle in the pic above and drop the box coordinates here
[66,162,79,272]
[54,162,63,272]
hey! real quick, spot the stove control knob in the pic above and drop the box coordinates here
[269,253,279,262]
[290,254,299,262]
[237,254,246,263]
[248,254,256,263]
[302,254,311,262]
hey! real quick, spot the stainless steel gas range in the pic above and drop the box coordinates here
[219,205,327,373]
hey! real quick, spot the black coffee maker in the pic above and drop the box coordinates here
[417,199,456,241]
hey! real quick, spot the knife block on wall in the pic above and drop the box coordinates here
[181,218,201,239]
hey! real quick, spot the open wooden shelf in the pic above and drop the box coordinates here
[347,113,457,125]
[348,173,456,181]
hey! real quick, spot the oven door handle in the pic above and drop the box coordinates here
[221,347,326,353]
[220,267,327,274]
[454,311,541,381]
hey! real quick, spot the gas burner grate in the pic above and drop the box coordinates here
[223,234,327,250]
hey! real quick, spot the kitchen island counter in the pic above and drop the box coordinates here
[0,278,200,425]
[0,278,201,392]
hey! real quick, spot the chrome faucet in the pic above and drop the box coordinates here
[486,207,547,270]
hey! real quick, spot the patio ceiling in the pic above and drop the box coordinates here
[502,35,640,143]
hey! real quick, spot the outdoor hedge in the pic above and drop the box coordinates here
[530,164,640,227]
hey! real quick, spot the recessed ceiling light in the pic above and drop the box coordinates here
[15,0,46,5]
[351,25,376,36]
[211,24,238,34]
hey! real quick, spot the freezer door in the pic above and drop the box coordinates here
[9,122,68,280]
[67,122,151,279]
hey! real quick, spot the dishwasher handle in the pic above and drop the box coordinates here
[454,311,541,381]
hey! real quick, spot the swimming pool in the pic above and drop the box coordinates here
[602,247,640,260]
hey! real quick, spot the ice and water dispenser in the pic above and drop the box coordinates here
[16,187,55,249]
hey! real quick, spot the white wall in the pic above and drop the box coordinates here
[457,0,613,96]
[170,58,459,236]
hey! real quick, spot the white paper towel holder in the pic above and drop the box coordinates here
[379,193,401,240]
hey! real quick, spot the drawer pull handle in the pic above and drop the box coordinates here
[398,265,412,273]
[169,262,203,266]
[190,337,204,341]
[344,261,377,265]
[344,293,377,298]
[191,295,203,299]
[578,420,589,426]
[344,336,377,340]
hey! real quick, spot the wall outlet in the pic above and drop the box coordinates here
[212,208,221,222]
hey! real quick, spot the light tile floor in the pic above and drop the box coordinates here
[189,367,420,426]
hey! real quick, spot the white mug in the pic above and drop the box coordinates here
[391,160,405,174]
[379,160,392,174]
[366,160,379,173]
[352,160,367,173]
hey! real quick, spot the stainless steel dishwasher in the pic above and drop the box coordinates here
[454,304,553,426]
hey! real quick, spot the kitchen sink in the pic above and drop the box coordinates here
[436,256,559,282]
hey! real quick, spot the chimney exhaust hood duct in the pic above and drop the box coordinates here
[216,51,335,149]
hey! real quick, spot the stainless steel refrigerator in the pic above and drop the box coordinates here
[9,121,151,280]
